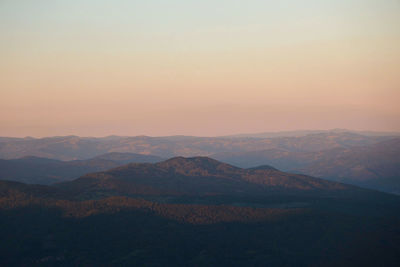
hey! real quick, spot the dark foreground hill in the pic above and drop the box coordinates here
[0,153,164,184]
[0,157,400,266]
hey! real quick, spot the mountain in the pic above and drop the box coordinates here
[296,138,400,194]
[90,152,163,164]
[0,131,391,160]
[223,128,400,138]
[0,153,164,185]
[0,157,400,266]
[213,149,312,170]
[2,132,398,193]
[58,157,352,199]
[214,138,400,194]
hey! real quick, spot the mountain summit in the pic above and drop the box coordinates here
[59,156,352,198]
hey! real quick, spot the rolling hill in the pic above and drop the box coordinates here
[0,153,164,185]
[214,138,400,194]
[58,157,352,199]
[0,131,391,160]
[0,157,400,266]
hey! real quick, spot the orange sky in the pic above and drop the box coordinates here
[1,0,399,137]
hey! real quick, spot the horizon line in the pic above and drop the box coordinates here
[2,128,400,139]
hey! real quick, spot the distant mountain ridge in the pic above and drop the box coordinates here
[297,138,400,194]
[0,131,392,160]
[0,152,164,185]
[222,129,400,138]
[214,138,400,194]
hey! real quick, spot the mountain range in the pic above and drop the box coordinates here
[0,152,163,184]
[214,138,400,194]
[222,128,400,138]
[0,156,399,266]
[57,157,351,200]
[0,131,393,160]
[0,130,398,195]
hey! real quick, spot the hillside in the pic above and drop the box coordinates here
[214,138,400,194]
[297,138,400,194]
[58,157,353,199]
[0,153,164,184]
[0,157,399,266]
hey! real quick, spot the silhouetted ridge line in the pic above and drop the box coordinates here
[247,165,279,171]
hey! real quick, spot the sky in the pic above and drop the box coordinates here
[1,0,399,137]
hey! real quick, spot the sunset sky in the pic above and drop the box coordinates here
[1,0,399,137]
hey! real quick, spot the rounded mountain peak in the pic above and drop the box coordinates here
[156,157,241,176]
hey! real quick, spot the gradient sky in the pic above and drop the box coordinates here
[1,0,399,137]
